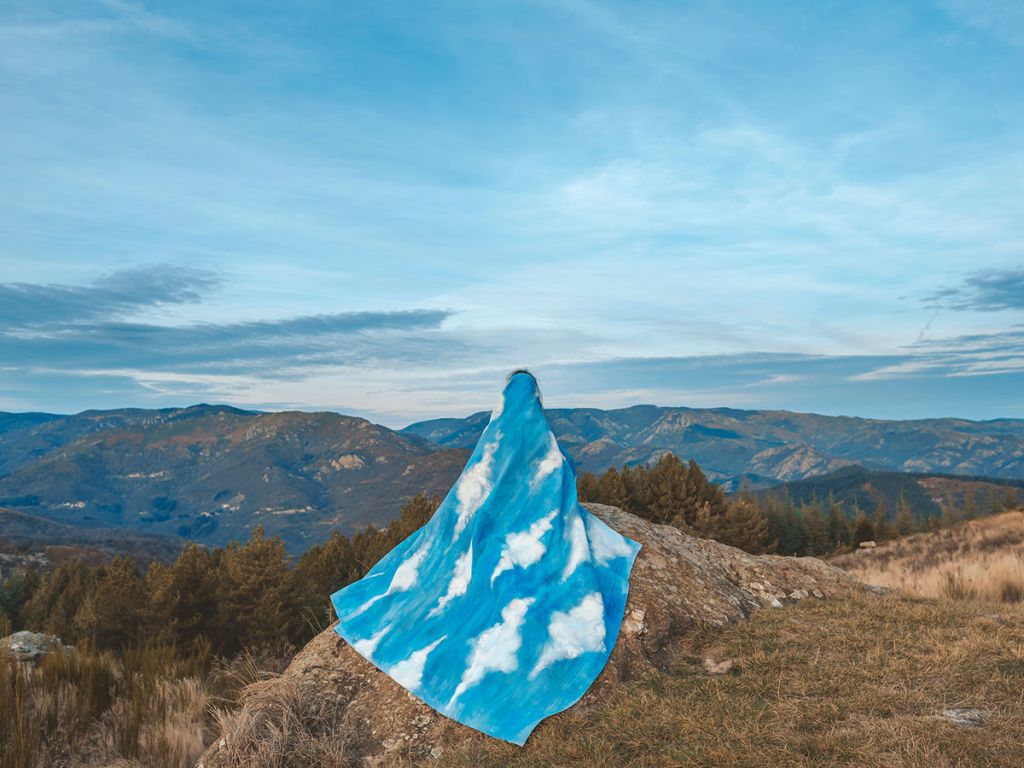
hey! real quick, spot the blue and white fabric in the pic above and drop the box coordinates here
[331,371,640,745]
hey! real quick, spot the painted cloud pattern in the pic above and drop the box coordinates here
[331,371,641,745]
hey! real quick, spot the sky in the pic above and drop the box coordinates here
[2,0,1023,426]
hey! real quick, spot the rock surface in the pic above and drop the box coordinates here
[200,504,865,767]
[0,630,64,662]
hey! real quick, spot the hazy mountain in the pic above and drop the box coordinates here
[3,402,1023,556]
[0,507,187,577]
[0,405,467,553]
[403,405,1024,487]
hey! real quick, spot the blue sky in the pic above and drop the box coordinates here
[2,0,1023,425]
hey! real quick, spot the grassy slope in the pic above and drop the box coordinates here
[833,510,1024,603]
[439,593,1024,768]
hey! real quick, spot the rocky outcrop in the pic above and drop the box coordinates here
[200,504,865,767]
[0,630,64,662]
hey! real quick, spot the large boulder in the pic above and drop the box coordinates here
[0,630,64,662]
[200,504,864,767]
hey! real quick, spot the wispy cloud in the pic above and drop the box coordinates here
[0,268,455,377]
[926,268,1024,312]
[0,265,221,328]
[2,2,1024,420]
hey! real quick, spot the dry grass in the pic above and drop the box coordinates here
[0,643,223,768]
[208,675,357,768]
[833,510,1024,602]
[435,593,1024,768]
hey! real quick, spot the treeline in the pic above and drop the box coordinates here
[4,456,1021,653]
[577,454,1023,558]
[0,494,440,654]
[577,454,773,554]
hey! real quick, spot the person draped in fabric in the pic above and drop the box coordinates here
[331,370,640,745]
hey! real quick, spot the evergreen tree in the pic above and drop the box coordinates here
[873,500,890,541]
[763,494,785,550]
[779,500,807,556]
[221,526,293,653]
[717,497,774,554]
[0,568,40,632]
[852,513,875,546]
[827,500,851,550]
[596,467,630,512]
[802,501,829,555]
[620,465,651,518]
[75,556,146,650]
[147,544,221,648]
[22,559,97,643]
[576,472,599,503]
[647,453,689,525]
[894,494,917,536]
[290,531,360,640]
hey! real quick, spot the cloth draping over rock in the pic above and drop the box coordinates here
[330,371,640,745]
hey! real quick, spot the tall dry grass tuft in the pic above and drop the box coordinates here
[208,664,356,768]
[833,509,1024,603]
[1,641,220,768]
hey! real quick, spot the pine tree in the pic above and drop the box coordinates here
[764,494,788,552]
[685,459,727,522]
[577,472,599,503]
[894,494,917,536]
[648,454,688,525]
[621,465,652,519]
[596,467,630,512]
[22,559,97,643]
[75,557,146,650]
[147,543,221,648]
[717,497,774,554]
[780,500,807,556]
[873,500,890,541]
[827,500,851,550]
[221,526,294,653]
[0,568,40,632]
[290,531,360,641]
[852,513,875,546]
[802,501,829,555]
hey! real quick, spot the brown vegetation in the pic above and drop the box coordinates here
[437,593,1024,767]
[833,509,1024,603]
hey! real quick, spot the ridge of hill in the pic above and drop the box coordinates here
[403,405,1024,486]
[0,406,468,553]
[0,507,187,577]
[759,464,1024,520]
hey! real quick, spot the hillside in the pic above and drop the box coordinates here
[3,402,1024,555]
[0,508,186,577]
[833,509,1024,602]
[760,464,1024,521]
[0,405,467,552]
[404,405,1024,486]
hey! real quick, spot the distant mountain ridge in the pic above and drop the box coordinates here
[403,405,1024,487]
[2,402,1023,555]
[0,404,468,553]
[758,465,1024,521]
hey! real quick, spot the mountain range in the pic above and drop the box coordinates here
[1,402,1022,553]
[403,405,1024,487]
[0,405,467,553]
